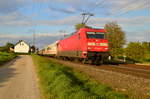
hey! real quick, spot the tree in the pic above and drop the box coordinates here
[142,42,150,53]
[75,23,85,30]
[104,22,126,58]
[141,42,150,62]
[30,45,36,53]
[6,43,14,48]
[125,42,144,62]
[0,42,14,52]
[75,23,91,30]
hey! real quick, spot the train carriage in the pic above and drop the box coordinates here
[38,41,58,57]
[57,27,109,64]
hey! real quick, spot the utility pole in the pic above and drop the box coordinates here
[33,32,36,46]
[27,29,36,46]
[81,12,94,24]
[30,29,36,46]
[32,29,36,53]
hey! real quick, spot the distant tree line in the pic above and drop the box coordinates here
[126,42,150,62]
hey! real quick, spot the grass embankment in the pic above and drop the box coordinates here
[0,52,17,65]
[32,55,127,99]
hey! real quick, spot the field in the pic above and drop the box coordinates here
[32,55,127,99]
[0,52,17,65]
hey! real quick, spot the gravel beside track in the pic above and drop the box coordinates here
[94,65,150,79]
[120,64,150,70]
[49,58,150,99]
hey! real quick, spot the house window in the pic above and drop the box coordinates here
[20,42,24,46]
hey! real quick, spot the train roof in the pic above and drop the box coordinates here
[79,27,106,32]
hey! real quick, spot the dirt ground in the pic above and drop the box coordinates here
[0,55,41,99]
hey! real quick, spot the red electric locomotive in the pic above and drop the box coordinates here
[57,27,109,64]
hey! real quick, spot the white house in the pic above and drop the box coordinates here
[14,40,30,53]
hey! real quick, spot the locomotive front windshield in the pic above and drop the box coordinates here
[87,32,105,39]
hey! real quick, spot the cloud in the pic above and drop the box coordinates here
[0,14,80,26]
[36,33,69,37]
[89,16,150,27]
[0,11,35,26]
[0,0,27,14]
[108,0,150,15]
[38,15,81,26]
[0,0,149,27]
[0,33,63,48]
[49,6,76,14]
[126,30,150,42]
[0,0,149,47]
[0,29,149,48]
[0,0,149,17]
[0,12,150,29]
[42,0,150,16]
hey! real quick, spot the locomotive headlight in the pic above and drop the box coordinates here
[88,42,96,46]
[100,43,108,46]
[88,47,92,49]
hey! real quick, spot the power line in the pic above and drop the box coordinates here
[83,0,149,18]
[108,0,150,17]
[32,29,36,46]
[88,0,106,12]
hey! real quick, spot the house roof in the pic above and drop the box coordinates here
[15,40,29,46]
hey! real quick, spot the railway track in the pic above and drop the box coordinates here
[48,57,150,79]
[94,64,150,79]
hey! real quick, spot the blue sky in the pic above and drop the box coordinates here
[0,0,150,48]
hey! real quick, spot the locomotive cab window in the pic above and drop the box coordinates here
[47,47,51,50]
[86,32,105,39]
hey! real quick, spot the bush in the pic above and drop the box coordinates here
[125,42,144,62]
[0,52,17,65]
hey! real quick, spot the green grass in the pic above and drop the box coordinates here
[32,55,127,99]
[143,53,150,63]
[0,52,17,65]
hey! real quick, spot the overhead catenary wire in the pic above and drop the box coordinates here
[83,0,149,18]
[88,0,106,12]
[79,0,150,28]
[111,0,150,17]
